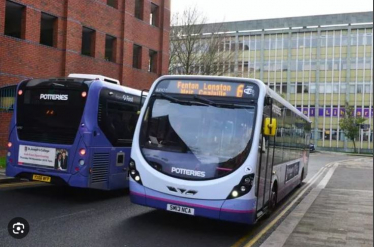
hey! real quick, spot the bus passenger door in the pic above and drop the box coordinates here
[256,135,271,212]
[256,113,274,216]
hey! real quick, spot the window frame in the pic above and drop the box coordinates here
[81,27,96,57]
[4,0,25,39]
[40,12,57,47]
[133,44,142,69]
[105,34,116,62]
[148,49,157,73]
[135,0,144,20]
[107,0,118,8]
[150,3,159,27]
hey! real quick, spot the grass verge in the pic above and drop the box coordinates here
[0,157,5,169]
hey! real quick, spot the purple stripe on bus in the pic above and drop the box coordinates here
[216,167,233,171]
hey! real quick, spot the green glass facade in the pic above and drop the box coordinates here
[171,12,373,152]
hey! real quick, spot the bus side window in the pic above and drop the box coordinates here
[99,95,139,147]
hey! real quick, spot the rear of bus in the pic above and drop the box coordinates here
[6,78,93,187]
[129,75,266,224]
[6,77,144,190]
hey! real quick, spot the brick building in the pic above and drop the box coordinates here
[0,0,170,155]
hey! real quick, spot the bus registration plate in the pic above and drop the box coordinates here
[167,204,195,215]
[32,174,51,183]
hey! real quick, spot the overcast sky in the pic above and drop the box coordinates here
[171,0,373,23]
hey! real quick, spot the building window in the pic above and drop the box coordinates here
[133,44,142,69]
[150,3,159,27]
[107,0,117,8]
[105,35,116,62]
[349,85,355,94]
[135,0,143,20]
[324,130,331,140]
[290,84,295,94]
[148,50,157,73]
[357,85,363,94]
[297,84,303,94]
[0,85,16,112]
[40,13,57,47]
[364,84,371,94]
[4,1,25,39]
[310,84,316,93]
[281,84,287,94]
[82,27,95,57]
[340,83,347,93]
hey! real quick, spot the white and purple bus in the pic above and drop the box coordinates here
[129,75,311,224]
[6,75,145,190]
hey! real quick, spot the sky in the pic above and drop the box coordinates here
[171,0,373,23]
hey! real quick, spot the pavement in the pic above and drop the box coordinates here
[260,157,373,247]
[0,167,19,184]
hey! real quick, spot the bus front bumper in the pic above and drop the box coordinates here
[130,181,257,224]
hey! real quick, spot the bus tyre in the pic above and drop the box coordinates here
[298,169,304,188]
[269,184,277,213]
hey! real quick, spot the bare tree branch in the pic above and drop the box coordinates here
[169,7,235,76]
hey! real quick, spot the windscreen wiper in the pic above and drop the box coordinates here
[193,95,218,106]
[158,93,208,106]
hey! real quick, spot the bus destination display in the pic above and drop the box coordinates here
[155,80,258,98]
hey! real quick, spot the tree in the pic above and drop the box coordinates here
[169,6,235,76]
[339,103,366,153]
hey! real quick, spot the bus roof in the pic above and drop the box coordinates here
[68,74,120,85]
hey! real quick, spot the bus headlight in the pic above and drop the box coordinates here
[129,160,135,169]
[231,191,239,198]
[227,174,254,199]
[79,160,85,166]
[128,159,142,185]
[7,152,11,157]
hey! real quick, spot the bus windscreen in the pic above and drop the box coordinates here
[140,96,256,180]
[17,79,89,145]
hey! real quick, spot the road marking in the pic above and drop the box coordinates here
[0,181,42,189]
[232,165,327,247]
[325,188,373,193]
[259,163,339,247]
[317,163,338,189]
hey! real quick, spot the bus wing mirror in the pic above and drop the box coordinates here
[263,118,277,136]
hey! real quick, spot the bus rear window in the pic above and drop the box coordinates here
[17,80,89,145]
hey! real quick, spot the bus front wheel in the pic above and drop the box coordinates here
[298,169,304,188]
[269,183,278,212]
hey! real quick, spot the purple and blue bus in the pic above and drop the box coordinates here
[129,75,311,224]
[6,75,145,190]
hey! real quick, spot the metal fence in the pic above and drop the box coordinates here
[0,85,16,112]
[0,85,16,168]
